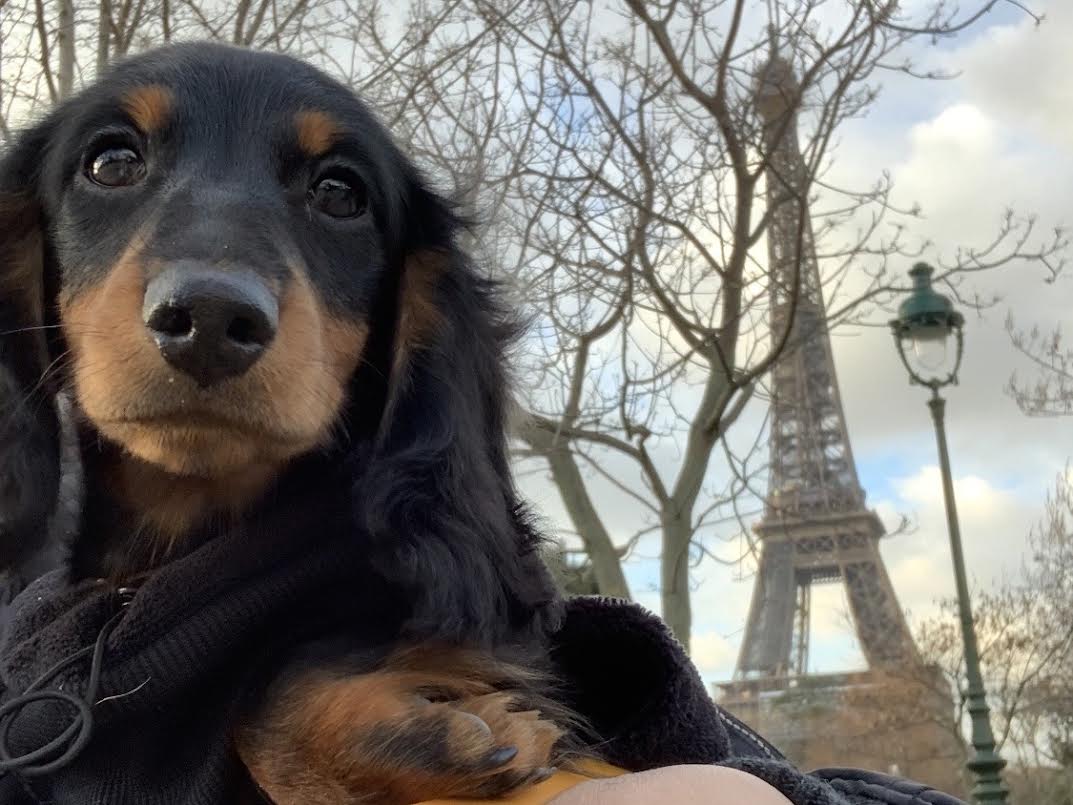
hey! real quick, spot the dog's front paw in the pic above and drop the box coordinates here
[237,659,563,805]
[421,691,563,798]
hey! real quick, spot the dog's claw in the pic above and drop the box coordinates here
[483,746,519,770]
[529,766,557,785]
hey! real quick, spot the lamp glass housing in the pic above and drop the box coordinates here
[909,323,952,373]
[890,263,965,388]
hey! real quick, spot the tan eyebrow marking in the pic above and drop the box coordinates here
[295,109,341,158]
[121,85,174,134]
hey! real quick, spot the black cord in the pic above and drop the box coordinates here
[0,591,130,779]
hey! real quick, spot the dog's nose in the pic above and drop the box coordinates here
[142,265,278,387]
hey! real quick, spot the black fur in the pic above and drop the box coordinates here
[0,41,560,647]
[0,124,62,579]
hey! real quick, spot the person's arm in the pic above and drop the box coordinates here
[550,765,793,805]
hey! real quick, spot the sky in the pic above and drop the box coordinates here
[516,0,1073,688]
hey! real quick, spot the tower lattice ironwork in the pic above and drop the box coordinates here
[733,53,918,680]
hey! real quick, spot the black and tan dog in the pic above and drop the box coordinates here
[0,42,568,804]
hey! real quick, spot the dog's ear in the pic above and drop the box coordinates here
[0,121,63,575]
[351,185,560,646]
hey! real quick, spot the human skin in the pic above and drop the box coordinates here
[549,765,793,805]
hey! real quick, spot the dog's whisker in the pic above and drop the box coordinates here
[0,324,113,338]
[0,323,66,336]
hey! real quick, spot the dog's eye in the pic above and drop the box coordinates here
[87,146,146,187]
[309,176,366,219]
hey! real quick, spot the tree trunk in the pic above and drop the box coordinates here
[57,0,75,99]
[659,373,731,650]
[544,446,632,600]
[97,0,111,74]
[660,513,692,651]
[520,422,631,600]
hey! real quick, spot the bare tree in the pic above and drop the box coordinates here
[434,0,1062,648]
[0,0,349,128]
[1006,316,1073,417]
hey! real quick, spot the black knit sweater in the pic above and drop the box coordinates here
[0,521,964,805]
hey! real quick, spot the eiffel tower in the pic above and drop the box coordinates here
[715,47,964,794]
[733,49,918,682]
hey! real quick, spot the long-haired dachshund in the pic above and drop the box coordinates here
[0,42,571,804]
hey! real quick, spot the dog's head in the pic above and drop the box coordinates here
[0,43,553,637]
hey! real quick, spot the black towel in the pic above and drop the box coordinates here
[0,527,964,805]
[548,598,965,805]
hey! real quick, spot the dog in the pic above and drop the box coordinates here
[0,42,571,804]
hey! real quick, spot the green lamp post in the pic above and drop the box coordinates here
[890,263,1008,803]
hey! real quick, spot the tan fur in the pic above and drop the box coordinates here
[370,250,449,443]
[295,109,341,158]
[105,455,279,554]
[388,251,447,386]
[122,85,174,134]
[237,650,563,805]
[397,252,446,351]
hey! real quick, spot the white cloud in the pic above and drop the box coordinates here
[908,103,998,158]
[950,1,1073,150]
[878,467,1034,627]
[896,466,1007,509]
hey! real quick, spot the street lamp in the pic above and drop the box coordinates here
[890,263,1008,804]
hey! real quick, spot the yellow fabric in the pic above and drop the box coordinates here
[417,760,627,805]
